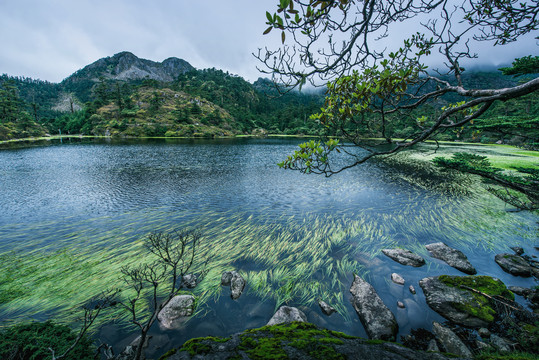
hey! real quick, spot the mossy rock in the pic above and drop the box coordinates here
[420,275,515,327]
[162,322,463,359]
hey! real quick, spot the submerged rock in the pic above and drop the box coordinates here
[230,273,246,300]
[432,322,472,358]
[510,246,524,256]
[221,270,246,299]
[350,274,398,341]
[267,306,307,326]
[425,242,477,275]
[495,253,538,278]
[318,300,337,316]
[158,295,195,330]
[409,285,417,294]
[397,301,405,309]
[181,274,197,289]
[419,275,514,328]
[382,248,426,267]
[391,273,405,285]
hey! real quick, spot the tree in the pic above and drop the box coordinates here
[258,1,539,175]
[117,229,208,360]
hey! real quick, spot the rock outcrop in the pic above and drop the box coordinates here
[382,248,426,267]
[425,242,476,274]
[163,322,463,360]
[349,274,398,341]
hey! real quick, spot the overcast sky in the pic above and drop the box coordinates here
[1,0,537,84]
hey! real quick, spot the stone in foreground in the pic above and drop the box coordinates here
[495,253,538,278]
[425,242,476,274]
[419,275,514,328]
[266,306,307,326]
[432,322,473,358]
[158,295,195,330]
[164,322,462,360]
[350,274,398,341]
[382,248,426,267]
[318,300,337,316]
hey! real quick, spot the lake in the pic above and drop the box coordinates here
[0,137,536,356]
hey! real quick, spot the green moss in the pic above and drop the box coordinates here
[439,275,515,323]
[439,275,514,300]
[158,348,177,360]
[329,330,359,339]
[180,338,212,356]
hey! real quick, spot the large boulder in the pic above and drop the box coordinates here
[158,295,196,330]
[495,253,538,278]
[266,306,307,326]
[425,242,476,274]
[419,275,514,328]
[349,274,398,341]
[432,322,472,358]
[165,322,462,360]
[382,249,426,267]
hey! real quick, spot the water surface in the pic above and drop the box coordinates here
[0,138,536,356]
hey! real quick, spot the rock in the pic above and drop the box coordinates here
[221,271,234,286]
[230,272,246,300]
[266,306,307,326]
[432,322,472,358]
[425,242,476,275]
[409,285,417,294]
[157,295,195,330]
[510,246,524,256]
[221,271,246,299]
[181,274,197,289]
[508,286,532,297]
[397,301,405,308]
[427,339,440,352]
[382,248,426,267]
[419,275,513,328]
[495,253,537,277]
[478,327,491,339]
[167,322,461,360]
[350,274,398,341]
[318,300,337,316]
[475,340,492,352]
[490,334,511,353]
[391,273,405,285]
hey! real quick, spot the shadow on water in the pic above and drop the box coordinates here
[0,138,537,354]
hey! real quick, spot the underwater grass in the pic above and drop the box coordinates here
[0,149,537,331]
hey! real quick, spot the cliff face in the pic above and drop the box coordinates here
[63,51,194,83]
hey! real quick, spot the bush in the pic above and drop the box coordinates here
[0,320,94,360]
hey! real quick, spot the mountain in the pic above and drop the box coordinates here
[61,52,194,101]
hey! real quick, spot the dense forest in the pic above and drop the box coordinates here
[0,54,537,148]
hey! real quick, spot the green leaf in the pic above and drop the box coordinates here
[266,11,273,23]
[263,26,273,35]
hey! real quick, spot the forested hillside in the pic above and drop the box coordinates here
[0,52,536,147]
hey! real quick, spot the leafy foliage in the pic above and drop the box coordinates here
[0,321,94,360]
[499,56,539,77]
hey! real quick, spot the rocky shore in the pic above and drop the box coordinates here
[126,244,539,359]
